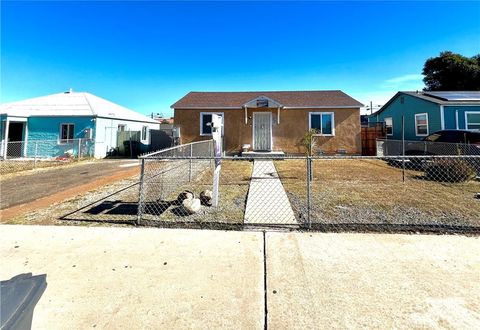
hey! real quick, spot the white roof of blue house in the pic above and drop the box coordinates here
[0,91,158,124]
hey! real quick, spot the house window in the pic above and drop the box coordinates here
[465,112,480,131]
[309,112,334,136]
[118,124,126,132]
[385,117,393,136]
[415,113,429,136]
[141,126,148,141]
[60,123,74,143]
[200,112,224,136]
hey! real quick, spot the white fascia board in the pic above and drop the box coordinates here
[173,106,242,110]
[283,106,360,109]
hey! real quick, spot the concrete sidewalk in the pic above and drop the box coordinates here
[1,225,479,329]
[244,160,296,225]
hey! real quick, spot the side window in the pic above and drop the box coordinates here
[384,117,393,136]
[118,124,126,132]
[60,124,74,143]
[200,113,223,135]
[466,112,480,131]
[415,113,429,136]
[142,126,148,141]
[309,113,334,135]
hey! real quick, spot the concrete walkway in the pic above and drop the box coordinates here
[1,225,480,329]
[244,160,297,225]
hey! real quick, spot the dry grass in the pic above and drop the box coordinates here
[275,159,480,227]
[141,159,252,225]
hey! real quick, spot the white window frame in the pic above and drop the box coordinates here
[200,112,224,136]
[59,123,75,144]
[465,111,480,131]
[141,126,148,142]
[308,112,335,136]
[118,124,126,132]
[415,113,429,136]
[384,117,393,136]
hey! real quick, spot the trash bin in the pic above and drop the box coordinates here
[0,273,47,330]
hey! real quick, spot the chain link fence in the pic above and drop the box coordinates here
[0,139,96,175]
[136,149,479,233]
[377,139,480,157]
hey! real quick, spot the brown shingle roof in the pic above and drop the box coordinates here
[171,90,363,108]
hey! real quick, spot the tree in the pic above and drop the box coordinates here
[422,51,480,91]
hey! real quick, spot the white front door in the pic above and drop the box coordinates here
[253,112,272,151]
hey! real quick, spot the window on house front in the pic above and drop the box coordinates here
[200,112,224,135]
[118,124,126,132]
[309,112,334,135]
[415,113,429,136]
[60,124,74,143]
[466,112,480,131]
[385,117,393,136]
[142,126,148,141]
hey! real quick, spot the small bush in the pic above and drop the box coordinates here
[425,159,476,182]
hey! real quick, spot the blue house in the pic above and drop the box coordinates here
[0,90,159,158]
[369,91,480,141]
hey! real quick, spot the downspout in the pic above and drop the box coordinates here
[455,110,459,129]
[439,105,445,130]
[244,106,248,124]
[277,107,280,124]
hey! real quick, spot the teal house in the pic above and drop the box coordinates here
[369,91,480,140]
[0,90,159,159]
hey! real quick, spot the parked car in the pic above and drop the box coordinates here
[399,130,480,174]
[405,130,480,156]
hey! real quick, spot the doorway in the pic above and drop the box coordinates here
[253,112,272,151]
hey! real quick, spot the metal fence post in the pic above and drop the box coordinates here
[136,158,146,226]
[306,156,312,229]
[78,139,82,159]
[34,142,38,169]
[189,143,193,182]
[402,115,405,182]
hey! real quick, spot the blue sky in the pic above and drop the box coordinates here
[1,1,479,116]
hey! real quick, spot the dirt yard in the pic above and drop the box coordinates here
[275,159,480,230]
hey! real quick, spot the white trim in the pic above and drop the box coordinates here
[440,105,445,130]
[59,123,75,144]
[285,106,359,109]
[174,106,241,110]
[414,113,429,136]
[465,111,480,131]
[141,126,148,142]
[243,96,283,108]
[23,123,28,157]
[384,117,393,136]
[173,105,361,110]
[200,112,224,136]
[443,104,480,107]
[308,112,335,136]
[252,112,273,151]
[455,110,459,129]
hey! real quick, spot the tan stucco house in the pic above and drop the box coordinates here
[172,90,363,154]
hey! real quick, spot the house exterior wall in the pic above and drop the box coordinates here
[369,93,441,140]
[443,105,480,130]
[174,107,361,154]
[94,117,159,158]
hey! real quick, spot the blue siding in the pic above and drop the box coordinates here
[369,93,441,140]
[443,106,480,129]
[26,117,95,157]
